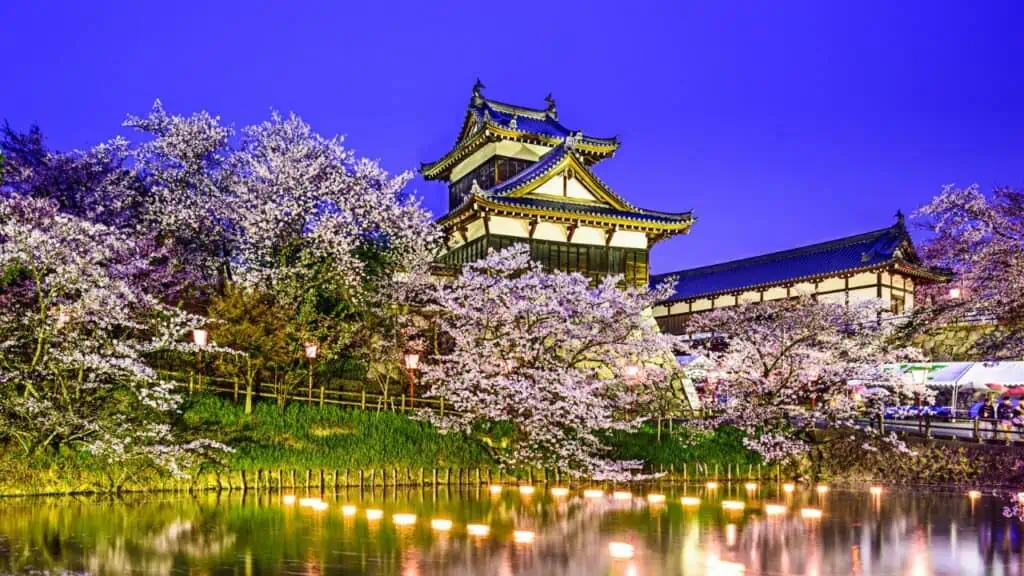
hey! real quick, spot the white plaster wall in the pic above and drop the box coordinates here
[849,272,876,288]
[764,286,788,300]
[610,230,647,249]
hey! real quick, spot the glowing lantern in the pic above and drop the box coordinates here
[608,541,635,559]
[764,504,786,515]
[870,486,883,496]
[722,500,745,511]
[467,524,490,537]
[282,495,296,505]
[646,493,666,504]
[519,485,535,495]
[706,482,719,489]
[366,509,383,520]
[513,530,535,544]
[489,485,503,494]
[392,513,417,526]
[967,490,982,499]
[680,496,701,507]
[341,505,357,516]
[783,483,795,493]
[584,489,605,499]
[431,518,453,531]
[551,487,569,497]
[801,508,823,519]
[744,482,758,491]
[613,491,633,501]
[816,484,829,494]
[192,328,208,347]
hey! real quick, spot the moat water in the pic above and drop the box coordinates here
[0,484,1020,575]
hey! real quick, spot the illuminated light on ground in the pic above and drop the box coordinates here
[282,495,296,505]
[341,505,357,516]
[513,530,536,544]
[550,487,570,497]
[1017,492,1024,502]
[722,500,745,511]
[613,491,633,501]
[467,524,490,537]
[646,493,666,504]
[870,486,883,496]
[311,501,329,512]
[816,485,830,494]
[431,518,453,531]
[608,541,636,559]
[726,523,737,546]
[366,509,383,520]
[519,485,536,495]
[706,482,719,489]
[968,490,982,499]
[488,485,503,494]
[680,496,701,507]
[744,482,758,491]
[584,489,605,499]
[801,508,823,519]
[392,513,417,526]
[708,558,746,575]
[783,483,795,493]
[298,497,322,508]
[764,504,787,515]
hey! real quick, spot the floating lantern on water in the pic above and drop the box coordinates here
[783,483,795,493]
[764,504,787,515]
[613,491,633,501]
[608,541,635,559]
[431,518,453,531]
[646,493,666,504]
[283,495,296,505]
[551,487,569,497]
[366,509,383,520]
[311,501,328,512]
[489,485,503,494]
[393,513,417,526]
[584,489,605,499]
[681,496,701,507]
[801,508,823,519]
[298,497,322,508]
[816,484,830,494]
[341,505,357,516]
[722,500,745,511]
[744,482,758,491]
[513,530,536,544]
[968,490,982,499]
[519,485,535,495]
[467,524,490,537]
[706,482,719,489]
[870,486,883,496]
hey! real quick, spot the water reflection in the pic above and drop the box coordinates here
[0,485,1021,575]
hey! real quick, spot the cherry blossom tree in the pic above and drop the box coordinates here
[0,194,230,479]
[913,184,1024,358]
[420,245,682,480]
[685,296,928,471]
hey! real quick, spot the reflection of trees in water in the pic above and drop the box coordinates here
[0,495,236,575]
[1,488,1024,574]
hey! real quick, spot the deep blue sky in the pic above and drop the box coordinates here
[3,1,1022,273]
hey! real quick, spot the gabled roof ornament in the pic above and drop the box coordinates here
[564,133,576,150]
[483,108,491,123]
[545,93,557,119]
[470,179,482,195]
[472,78,485,106]
[895,209,905,225]
[509,115,517,129]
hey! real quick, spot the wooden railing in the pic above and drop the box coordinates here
[158,370,459,416]
[875,414,1024,445]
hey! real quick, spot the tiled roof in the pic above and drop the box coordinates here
[487,145,569,196]
[469,100,618,147]
[651,223,920,302]
[484,196,692,225]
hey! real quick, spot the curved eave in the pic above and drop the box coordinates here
[654,258,948,306]
[439,195,694,236]
[421,125,618,180]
